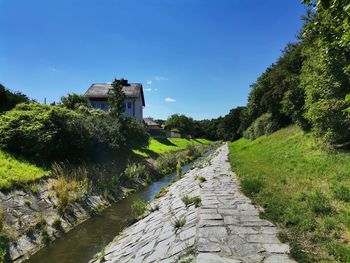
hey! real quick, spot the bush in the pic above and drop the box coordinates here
[0,103,149,163]
[0,84,29,113]
[121,163,149,184]
[131,200,148,219]
[243,113,280,140]
[154,152,179,175]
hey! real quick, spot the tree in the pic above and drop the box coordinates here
[0,84,29,113]
[165,114,195,135]
[217,107,246,141]
[300,0,350,145]
[60,93,89,110]
[108,78,128,118]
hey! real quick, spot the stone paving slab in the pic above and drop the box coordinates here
[90,144,296,263]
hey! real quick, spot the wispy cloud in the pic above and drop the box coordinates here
[164,97,176,103]
[146,80,152,85]
[144,88,152,92]
[155,75,168,81]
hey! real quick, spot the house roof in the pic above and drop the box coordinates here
[85,83,145,106]
[144,118,160,126]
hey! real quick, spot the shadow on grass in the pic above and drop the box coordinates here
[192,138,203,144]
[154,137,177,146]
[132,149,159,159]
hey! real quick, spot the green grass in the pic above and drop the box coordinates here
[229,125,350,262]
[0,150,47,190]
[134,138,212,158]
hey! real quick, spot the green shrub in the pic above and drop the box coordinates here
[243,113,279,140]
[154,152,178,175]
[0,84,28,113]
[122,163,149,184]
[0,102,149,164]
[131,200,148,219]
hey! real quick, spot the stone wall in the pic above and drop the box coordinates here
[1,177,123,262]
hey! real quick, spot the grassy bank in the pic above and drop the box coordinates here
[0,150,47,189]
[0,138,211,191]
[228,126,350,262]
[134,138,212,157]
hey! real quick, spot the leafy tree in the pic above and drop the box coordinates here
[108,78,128,118]
[217,107,245,141]
[300,0,350,145]
[0,84,29,113]
[60,93,89,110]
[165,114,195,135]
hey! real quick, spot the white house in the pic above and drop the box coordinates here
[85,82,145,123]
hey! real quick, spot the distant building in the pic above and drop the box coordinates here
[144,118,162,130]
[85,82,145,123]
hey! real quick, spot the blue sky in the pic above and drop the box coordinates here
[0,0,306,120]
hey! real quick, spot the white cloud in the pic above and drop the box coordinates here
[155,75,168,81]
[144,88,152,92]
[146,80,152,85]
[164,97,176,103]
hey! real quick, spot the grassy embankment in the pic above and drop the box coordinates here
[0,150,47,190]
[0,138,211,190]
[229,125,350,262]
[133,138,212,157]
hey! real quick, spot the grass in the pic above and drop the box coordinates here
[182,195,201,207]
[131,200,148,219]
[173,216,186,230]
[0,150,47,190]
[134,138,212,158]
[228,125,350,262]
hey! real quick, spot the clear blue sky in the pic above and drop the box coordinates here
[0,0,306,120]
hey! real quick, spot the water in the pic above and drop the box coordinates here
[25,150,213,263]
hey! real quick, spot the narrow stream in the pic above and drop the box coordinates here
[25,150,213,263]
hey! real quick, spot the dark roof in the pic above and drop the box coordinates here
[85,83,145,106]
[144,118,160,126]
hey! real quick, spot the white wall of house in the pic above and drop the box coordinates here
[89,97,143,123]
[124,97,143,123]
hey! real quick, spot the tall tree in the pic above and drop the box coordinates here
[108,78,128,118]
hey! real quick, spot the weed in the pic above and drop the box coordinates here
[52,176,77,214]
[182,195,201,207]
[131,200,148,219]
[173,216,186,230]
[197,176,206,183]
[41,228,50,244]
[24,200,31,206]
[52,217,61,229]
[122,163,149,184]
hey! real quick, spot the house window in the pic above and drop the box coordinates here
[127,102,132,109]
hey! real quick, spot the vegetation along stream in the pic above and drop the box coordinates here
[25,149,214,263]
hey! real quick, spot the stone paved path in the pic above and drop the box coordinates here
[91,144,295,263]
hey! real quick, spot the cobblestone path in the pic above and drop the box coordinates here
[91,144,295,263]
